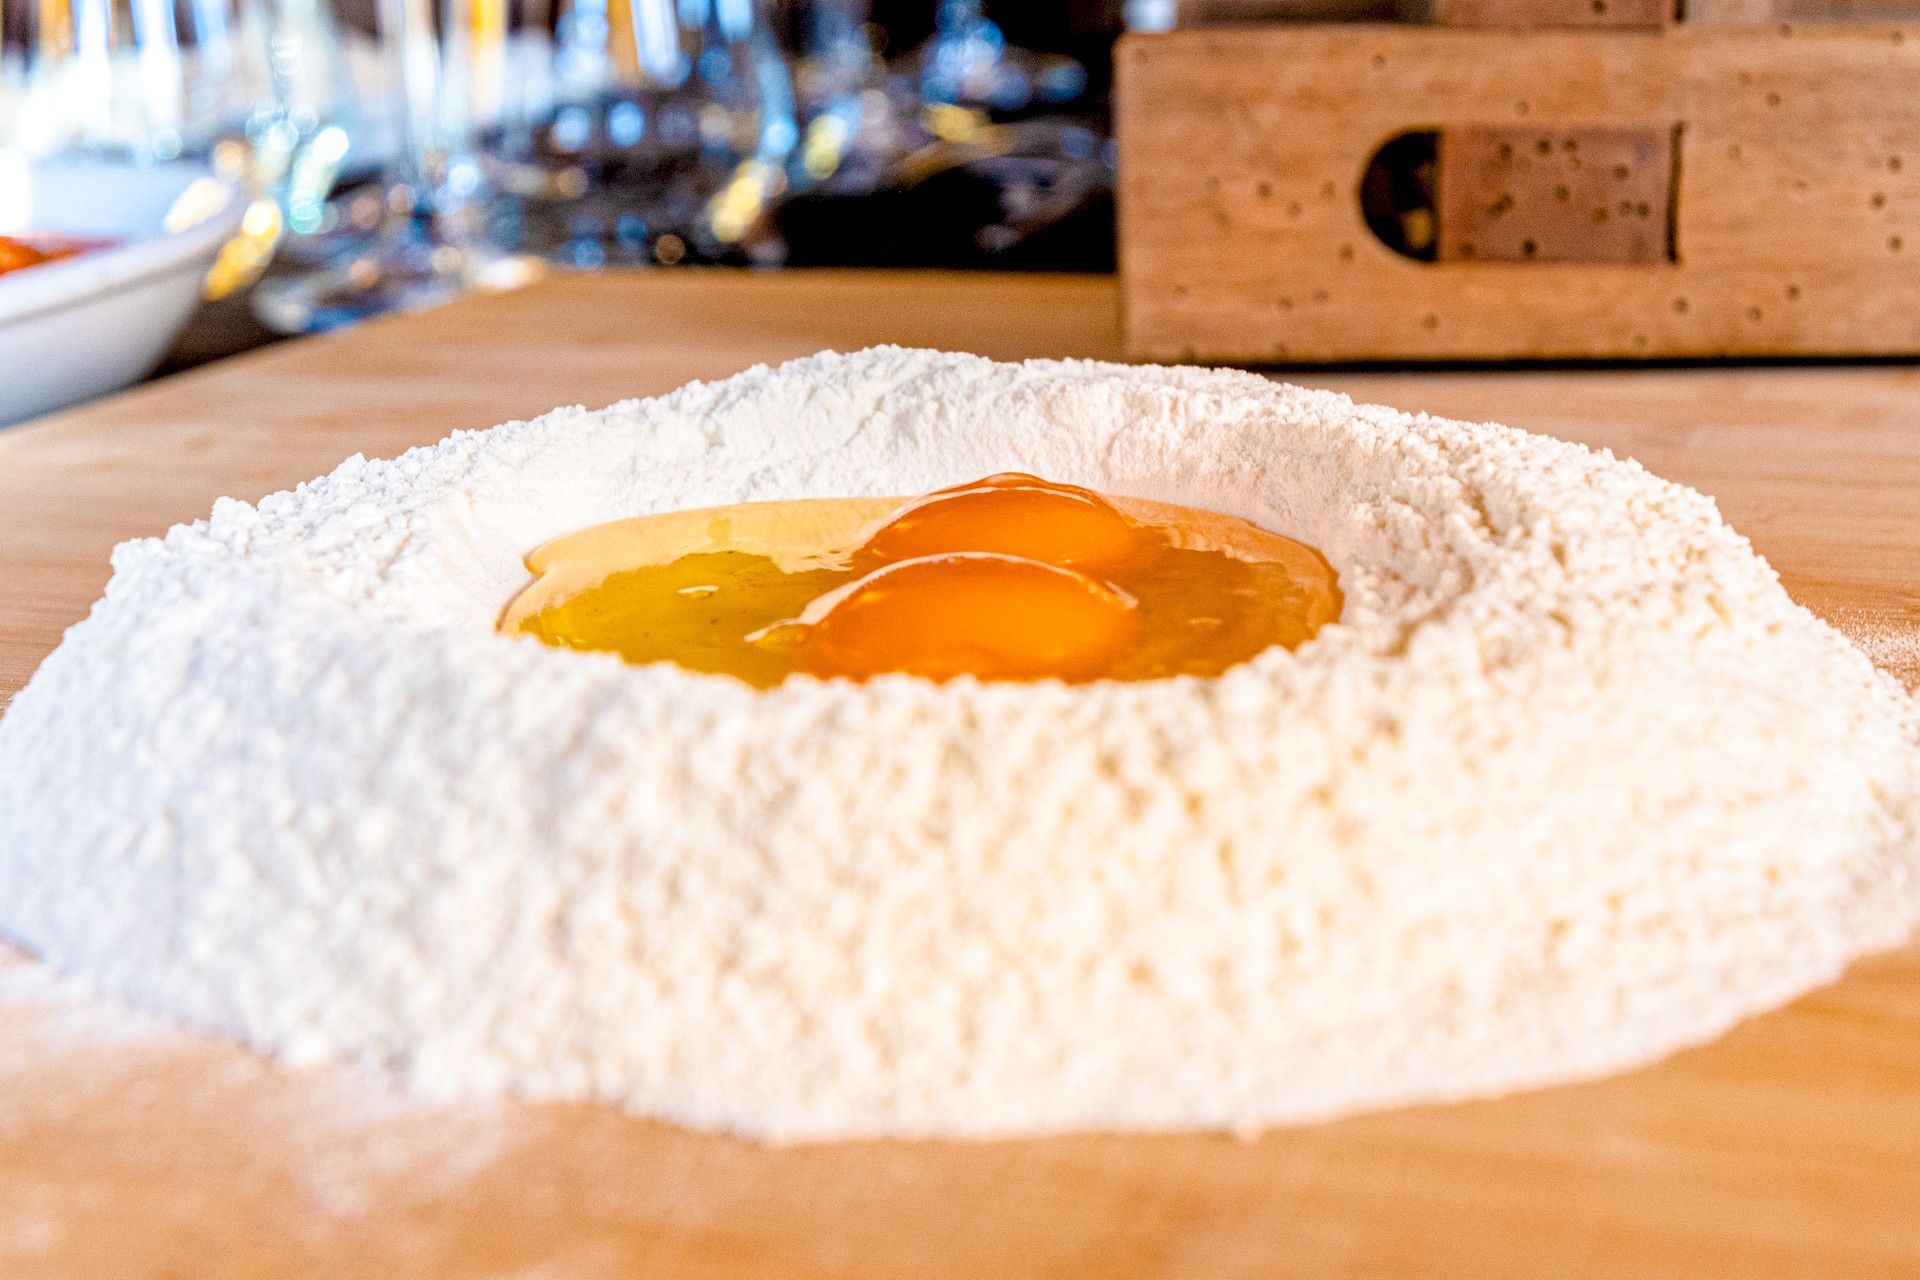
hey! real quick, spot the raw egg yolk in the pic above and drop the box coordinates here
[778,553,1142,682]
[499,473,1341,687]
[854,473,1143,573]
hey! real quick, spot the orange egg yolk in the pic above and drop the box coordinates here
[499,473,1340,687]
[853,474,1144,572]
[779,553,1143,682]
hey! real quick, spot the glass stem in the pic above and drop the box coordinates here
[377,0,442,210]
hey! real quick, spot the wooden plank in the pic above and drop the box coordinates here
[0,271,1917,1278]
[1687,0,1784,20]
[1417,0,1676,26]
[1117,25,1920,361]
[1158,0,1920,25]
[1166,0,1402,22]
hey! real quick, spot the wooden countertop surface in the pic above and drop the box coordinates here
[0,271,1916,1279]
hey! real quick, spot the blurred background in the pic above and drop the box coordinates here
[2,0,1145,385]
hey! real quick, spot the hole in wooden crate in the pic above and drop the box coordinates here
[1360,130,1440,262]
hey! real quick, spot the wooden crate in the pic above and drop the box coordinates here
[1116,25,1920,361]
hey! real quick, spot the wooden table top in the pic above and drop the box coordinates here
[0,270,1916,1279]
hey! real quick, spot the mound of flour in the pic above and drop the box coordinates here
[1,348,1917,1141]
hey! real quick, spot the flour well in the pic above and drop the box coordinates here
[1,348,1917,1141]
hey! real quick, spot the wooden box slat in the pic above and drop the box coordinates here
[1416,0,1676,26]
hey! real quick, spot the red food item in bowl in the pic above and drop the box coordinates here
[0,234,111,276]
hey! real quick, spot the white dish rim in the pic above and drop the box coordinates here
[0,161,249,329]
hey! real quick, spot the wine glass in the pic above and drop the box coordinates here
[478,0,798,266]
[2,0,278,161]
[784,0,907,197]
[917,0,1086,116]
[252,0,537,333]
[253,0,357,241]
[1,0,355,294]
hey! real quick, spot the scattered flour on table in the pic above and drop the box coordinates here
[0,947,510,1230]
[1,347,1917,1141]
[1825,605,1920,687]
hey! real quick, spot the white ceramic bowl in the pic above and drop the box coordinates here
[0,157,249,426]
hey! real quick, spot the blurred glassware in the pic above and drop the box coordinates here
[1122,0,1176,30]
[0,0,359,295]
[916,0,1086,115]
[784,0,909,198]
[256,0,359,241]
[684,0,797,255]
[1,0,268,162]
[478,0,797,267]
[916,0,998,109]
[252,0,536,332]
[770,0,1113,272]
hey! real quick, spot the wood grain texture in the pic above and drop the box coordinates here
[0,271,1917,1279]
[1161,0,1920,24]
[1415,0,1676,27]
[1117,25,1920,361]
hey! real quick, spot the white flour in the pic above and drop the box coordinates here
[0,348,1916,1141]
